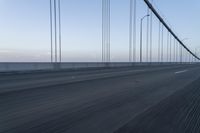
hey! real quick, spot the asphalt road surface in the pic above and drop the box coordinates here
[1,65,200,133]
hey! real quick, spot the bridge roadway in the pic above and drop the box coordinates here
[1,64,200,133]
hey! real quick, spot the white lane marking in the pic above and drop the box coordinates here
[175,70,188,74]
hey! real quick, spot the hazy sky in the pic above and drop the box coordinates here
[0,0,199,62]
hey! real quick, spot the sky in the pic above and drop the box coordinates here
[0,0,199,62]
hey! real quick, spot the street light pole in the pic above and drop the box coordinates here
[140,14,150,63]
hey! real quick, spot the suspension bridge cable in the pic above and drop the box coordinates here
[143,0,200,60]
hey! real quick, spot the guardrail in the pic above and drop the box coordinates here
[0,62,196,72]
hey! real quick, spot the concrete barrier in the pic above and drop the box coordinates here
[0,62,196,72]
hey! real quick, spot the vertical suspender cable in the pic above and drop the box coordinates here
[180,43,182,63]
[105,0,108,62]
[176,39,178,63]
[105,0,107,62]
[184,45,186,63]
[102,0,105,62]
[50,0,53,62]
[158,22,160,62]
[167,31,169,62]
[161,24,163,62]
[106,0,108,62]
[133,0,137,62]
[108,0,110,62]
[174,38,176,62]
[175,40,176,62]
[170,33,171,63]
[58,0,62,63]
[102,0,110,63]
[54,0,57,63]
[129,0,133,62]
[177,40,179,62]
